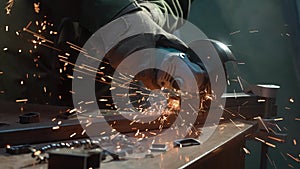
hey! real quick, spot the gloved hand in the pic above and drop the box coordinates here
[156,52,208,93]
[133,49,208,94]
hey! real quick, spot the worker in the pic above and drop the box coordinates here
[0,0,210,110]
[52,0,210,110]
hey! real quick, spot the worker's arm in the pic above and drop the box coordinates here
[137,0,192,32]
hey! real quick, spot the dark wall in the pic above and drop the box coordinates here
[0,0,60,104]
[189,0,300,168]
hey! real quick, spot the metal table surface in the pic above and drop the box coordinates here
[0,120,256,169]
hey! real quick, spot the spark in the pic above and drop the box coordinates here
[57,121,62,125]
[23,27,54,44]
[220,105,236,117]
[265,142,276,148]
[229,30,241,36]
[149,132,157,136]
[281,152,287,161]
[254,137,276,148]
[274,118,284,121]
[268,136,285,143]
[254,116,269,133]
[227,79,231,86]
[33,2,40,13]
[293,139,297,146]
[66,41,86,52]
[86,122,92,127]
[69,44,88,55]
[67,75,74,79]
[101,77,106,82]
[52,126,60,130]
[249,29,259,33]
[130,121,136,125]
[258,99,266,103]
[26,21,32,29]
[3,47,8,51]
[230,119,242,130]
[82,53,109,64]
[238,114,246,120]
[49,31,57,35]
[237,76,244,91]
[286,153,300,162]
[5,0,14,15]
[243,147,251,154]
[110,132,120,140]
[70,133,77,138]
[16,99,28,103]
[285,107,291,110]
[289,98,294,103]
[82,64,103,73]
[110,87,116,90]
[266,154,273,166]
[33,150,41,156]
[135,129,140,136]
[85,101,95,105]
[69,108,77,113]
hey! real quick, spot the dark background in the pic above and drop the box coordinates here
[190,0,300,168]
[0,0,299,168]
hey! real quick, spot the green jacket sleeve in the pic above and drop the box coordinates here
[138,0,192,32]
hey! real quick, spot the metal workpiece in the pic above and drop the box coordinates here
[246,84,280,99]
[19,112,41,124]
[48,149,101,169]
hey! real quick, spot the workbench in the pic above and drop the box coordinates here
[0,120,256,169]
[0,92,270,169]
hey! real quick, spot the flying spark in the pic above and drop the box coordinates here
[249,29,259,33]
[5,0,14,14]
[286,153,300,162]
[70,133,77,138]
[52,126,60,130]
[33,2,40,13]
[229,30,241,36]
[243,147,251,154]
[16,99,28,103]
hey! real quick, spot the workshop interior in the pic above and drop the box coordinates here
[0,0,300,169]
